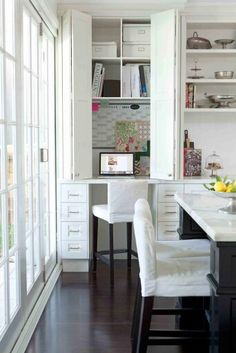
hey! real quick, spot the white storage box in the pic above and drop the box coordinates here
[123,43,150,57]
[92,42,117,57]
[123,24,150,43]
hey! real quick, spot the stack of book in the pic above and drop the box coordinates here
[185,83,197,108]
[92,63,105,97]
[122,64,150,97]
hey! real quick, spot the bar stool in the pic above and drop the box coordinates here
[92,180,148,285]
[132,199,210,353]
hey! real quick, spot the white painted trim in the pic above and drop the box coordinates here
[57,4,186,17]
[9,265,62,353]
[29,0,59,35]
[57,2,236,17]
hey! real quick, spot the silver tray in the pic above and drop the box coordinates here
[207,95,236,108]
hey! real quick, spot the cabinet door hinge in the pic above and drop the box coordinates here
[39,23,43,36]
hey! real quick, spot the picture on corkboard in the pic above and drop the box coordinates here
[115,121,150,176]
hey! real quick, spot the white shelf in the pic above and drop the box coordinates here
[92,57,121,63]
[186,79,236,83]
[185,108,236,113]
[186,49,236,55]
[92,96,150,101]
[122,57,150,62]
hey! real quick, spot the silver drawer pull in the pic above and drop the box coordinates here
[68,210,80,214]
[165,211,177,214]
[68,192,80,197]
[165,194,175,197]
[69,229,80,233]
[68,244,81,251]
[164,230,177,234]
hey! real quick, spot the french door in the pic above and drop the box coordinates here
[0,0,20,337]
[23,3,56,294]
[0,0,56,349]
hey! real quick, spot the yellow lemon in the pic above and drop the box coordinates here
[226,184,233,192]
[214,181,227,192]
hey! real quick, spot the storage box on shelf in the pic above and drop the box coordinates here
[123,24,150,42]
[60,183,90,270]
[122,43,150,58]
[92,42,118,58]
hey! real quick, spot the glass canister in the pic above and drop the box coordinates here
[205,151,223,177]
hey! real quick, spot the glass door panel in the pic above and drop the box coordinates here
[5,59,15,122]
[23,8,42,293]
[41,26,56,278]
[0,266,5,334]
[4,0,14,56]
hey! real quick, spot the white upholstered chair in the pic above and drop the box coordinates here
[132,199,210,353]
[92,181,148,285]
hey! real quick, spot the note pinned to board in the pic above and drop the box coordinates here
[92,102,100,112]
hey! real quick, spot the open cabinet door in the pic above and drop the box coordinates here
[150,9,179,180]
[62,10,92,179]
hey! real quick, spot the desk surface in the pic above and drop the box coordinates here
[60,176,212,184]
[175,193,236,242]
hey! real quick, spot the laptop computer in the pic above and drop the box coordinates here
[99,152,135,177]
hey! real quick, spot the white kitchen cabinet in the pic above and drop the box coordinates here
[92,18,151,99]
[180,16,236,177]
[62,10,92,180]
[156,183,183,240]
[59,182,90,267]
[150,9,180,180]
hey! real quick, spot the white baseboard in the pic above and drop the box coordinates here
[11,264,62,353]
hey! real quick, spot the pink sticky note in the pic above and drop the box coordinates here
[92,102,100,112]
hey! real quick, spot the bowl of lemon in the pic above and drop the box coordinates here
[204,176,236,214]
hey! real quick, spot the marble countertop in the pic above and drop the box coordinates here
[175,193,236,242]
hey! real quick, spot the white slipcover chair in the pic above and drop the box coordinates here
[132,199,210,353]
[92,181,148,285]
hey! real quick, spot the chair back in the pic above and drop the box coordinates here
[108,180,148,215]
[133,199,157,295]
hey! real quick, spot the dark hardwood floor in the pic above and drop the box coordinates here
[25,261,207,353]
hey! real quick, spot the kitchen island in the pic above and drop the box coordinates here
[175,192,236,353]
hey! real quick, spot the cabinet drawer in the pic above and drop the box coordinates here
[184,183,208,194]
[61,222,88,241]
[123,43,150,57]
[61,184,87,203]
[158,184,184,203]
[123,24,150,42]
[158,203,179,221]
[157,222,179,241]
[61,240,88,259]
[61,203,87,221]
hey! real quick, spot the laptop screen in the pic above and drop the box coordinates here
[99,152,134,176]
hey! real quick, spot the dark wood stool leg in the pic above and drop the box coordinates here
[93,215,98,272]
[136,296,154,353]
[127,222,132,269]
[131,277,142,353]
[109,223,114,286]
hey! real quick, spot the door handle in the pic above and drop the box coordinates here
[40,148,48,162]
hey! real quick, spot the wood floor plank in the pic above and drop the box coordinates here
[25,261,208,353]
